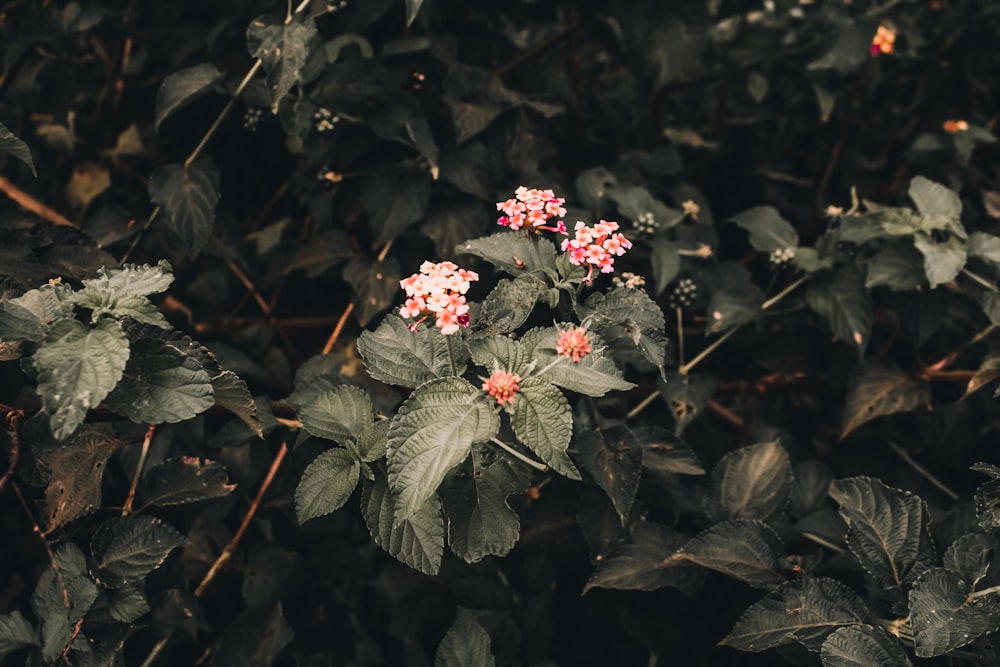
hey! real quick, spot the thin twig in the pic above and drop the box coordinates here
[676,306,685,369]
[491,438,549,472]
[0,176,76,227]
[885,441,959,501]
[0,406,24,492]
[122,424,155,516]
[800,531,846,554]
[971,584,1000,599]
[225,259,272,316]
[58,617,85,662]
[11,481,70,608]
[961,268,999,293]
[321,240,394,355]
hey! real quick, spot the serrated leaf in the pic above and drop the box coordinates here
[358,314,469,389]
[42,426,121,530]
[477,276,544,334]
[362,165,432,245]
[106,586,150,623]
[521,326,635,396]
[706,289,762,335]
[820,625,912,667]
[863,242,925,290]
[719,578,870,652]
[440,444,532,562]
[105,338,214,423]
[633,425,704,477]
[0,610,37,656]
[730,206,798,252]
[297,384,372,446]
[913,234,966,288]
[32,544,98,662]
[457,232,558,277]
[908,175,965,239]
[148,157,220,254]
[706,440,791,522]
[943,532,993,589]
[36,318,130,440]
[211,370,263,437]
[209,603,295,667]
[677,520,786,589]
[155,63,224,131]
[468,335,529,377]
[966,231,1000,266]
[510,377,577,478]
[0,282,75,343]
[435,608,495,667]
[91,515,185,588]
[361,470,443,575]
[295,448,361,524]
[650,239,681,295]
[790,460,835,518]
[139,458,235,507]
[356,419,390,462]
[829,477,936,602]
[840,362,930,439]
[576,425,641,524]
[972,462,1000,530]
[579,287,668,368]
[0,120,36,175]
[584,522,697,593]
[387,377,499,521]
[247,14,317,113]
[72,260,174,327]
[805,268,872,352]
[909,567,1000,657]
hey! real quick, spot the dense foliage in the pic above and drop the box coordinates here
[1,0,1000,665]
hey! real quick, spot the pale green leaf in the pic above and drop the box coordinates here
[72,260,174,327]
[297,384,373,446]
[468,335,529,376]
[434,608,495,667]
[730,206,799,252]
[521,326,634,396]
[358,314,469,388]
[478,276,544,334]
[361,470,443,575]
[0,611,37,656]
[913,234,966,288]
[579,287,668,368]
[510,377,578,479]
[0,282,74,343]
[457,232,558,277]
[908,175,965,239]
[0,120,35,175]
[295,448,361,524]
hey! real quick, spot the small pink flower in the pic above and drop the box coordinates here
[561,219,631,281]
[482,370,521,405]
[399,261,478,334]
[556,328,592,363]
[495,187,567,236]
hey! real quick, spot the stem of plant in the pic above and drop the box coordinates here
[122,424,155,516]
[971,584,1000,599]
[11,481,70,608]
[491,437,549,472]
[885,441,959,501]
[961,268,999,292]
[676,306,685,369]
[322,239,394,355]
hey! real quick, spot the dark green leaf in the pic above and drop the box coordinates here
[0,281,74,343]
[477,276,544,335]
[211,370,263,437]
[0,611,37,656]
[633,425,704,478]
[361,470,444,575]
[138,458,235,507]
[730,206,798,252]
[943,533,992,587]
[457,233,558,277]
[913,234,966,288]
[840,362,930,439]
[0,120,36,175]
[297,384,372,446]
[434,608,495,667]
[909,567,1000,657]
[32,544,98,662]
[579,287,668,368]
[805,268,872,351]
[677,520,786,589]
[362,165,432,245]
[90,515,186,588]
[344,256,402,328]
[247,14,317,113]
[576,425,642,524]
[242,545,297,610]
[650,239,681,296]
[706,289,762,335]
[719,578,870,652]
[209,603,295,667]
[281,230,353,277]
[106,586,151,623]
[584,522,698,594]
[790,460,835,518]
[155,64,224,131]
[148,157,221,255]
[971,462,1000,530]
[820,625,912,667]
[521,326,635,396]
[295,448,361,524]
[706,440,791,522]
[863,243,925,290]
[444,97,503,145]
[659,373,716,433]
[72,260,174,327]
[42,425,121,530]
[358,314,469,389]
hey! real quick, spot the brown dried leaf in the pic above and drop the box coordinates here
[42,425,121,531]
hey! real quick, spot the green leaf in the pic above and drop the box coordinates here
[719,578,870,652]
[41,425,121,531]
[576,425,642,524]
[90,515,186,588]
[444,97,504,145]
[660,372,716,433]
[405,0,425,28]
[148,157,221,255]
[295,448,361,524]
[105,586,151,623]
[840,362,930,440]
[820,625,912,667]
[106,338,214,423]
[242,545,297,610]
[584,522,697,593]
[966,231,1000,266]
[634,426,704,477]
[521,326,635,396]
[863,242,925,290]
[965,355,1000,397]
[579,287,668,368]
[730,206,799,252]
[677,520,786,589]
[247,14,317,113]
[510,377,577,478]
[829,477,936,602]
[706,289,762,335]
[468,335,529,376]
[32,544,98,662]
[971,462,1000,530]
[0,120,36,175]
[386,377,499,521]
[457,232,558,277]
[943,533,992,587]
[0,281,74,343]
[478,276,544,334]
[361,470,444,575]
[706,440,791,522]
[909,567,1000,657]
[434,608,495,667]
[72,260,174,327]
[362,165,432,245]
[650,239,682,296]
[155,64,224,131]
[138,458,235,507]
[913,234,966,288]
[35,318,130,440]
[908,175,965,239]
[356,419,390,462]
[297,384,372,446]
[440,444,532,562]
[790,460,835,517]
[211,370,263,437]
[805,267,872,351]
[0,611,37,656]
[358,314,469,389]
[209,604,295,667]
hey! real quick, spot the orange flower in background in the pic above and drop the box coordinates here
[943,119,969,133]
[482,370,521,405]
[556,327,592,363]
[871,24,896,56]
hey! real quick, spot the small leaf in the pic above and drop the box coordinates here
[820,625,912,667]
[790,460,835,518]
[434,608,495,667]
[705,289,762,335]
[148,157,221,255]
[0,120,36,175]
[971,462,1000,530]
[297,384,372,446]
[42,425,121,530]
[943,533,992,587]
[913,234,966,288]
[138,458,235,507]
[468,335,530,377]
[361,470,444,575]
[362,165,432,245]
[677,520,786,589]
[909,567,1000,657]
[633,425,704,478]
[35,318,130,440]
[584,522,697,593]
[478,276,544,334]
[659,372,716,433]
[650,239,681,296]
[358,314,469,389]
[457,232,558,277]
[106,586,151,623]
[575,425,642,524]
[209,603,295,667]
[247,14,317,113]
[211,370,263,437]
[0,282,74,343]
[356,419,390,462]
[965,355,1000,397]
[509,378,578,478]
[719,578,871,652]
[32,544,98,662]
[579,287,668,368]
[295,448,361,524]
[386,377,499,522]
[155,64,224,131]
[72,260,174,327]
[840,362,930,439]
[805,267,872,352]
[966,231,1000,266]
[405,0,425,28]
[730,206,798,252]
[90,515,186,588]
[908,175,965,239]
[521,326,635,397]
[0,611,38,656]
[706,440,792,522]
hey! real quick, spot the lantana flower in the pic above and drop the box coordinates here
[399,261,478,335]
[496,186,567,234]
[561,219,633,281]
[482,369,521,405]
[943,119,969,133]
[556,327,592,363]
[871,24,896,56]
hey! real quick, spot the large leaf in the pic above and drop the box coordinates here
[0,120,36,175]
[297,384,372,446]
[584,522,696,593]
[829,477,936,602]
[909,567,1000,657]
[579,287,668,368]
[440,444,532,562]
[386,377,499,521]
[90,515,185,588]
[148,157,221,254]
[457,232,558,277]
[521,326,635,396]
[730,206,799,252]
[575,425,642,524]
[805,268,872,352]
[0,281,74,343]
[706,440,791,522]
[155,63,224,131]
[247,13,317,113]
[209,604,295,667]
[295,448,361,524]
[719,578,871,652]
[42,426,121,531]
[468,335,530,377]
[361,471,444,575]
[820,625,912,667]
[863,242,925,290]
[362,164,432,244]
[510,377,578,478]
[105,338,215,424]
[839,362,930,439]
[138,458,235,508]
[72,260,174,327]
[434,608,495,667]
[358,314,469,388]
[0,611,37,657]
[677,520,786,590]
[35,318,130,440]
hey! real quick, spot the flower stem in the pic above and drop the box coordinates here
[122,424,155,516]
[491,437,549,472]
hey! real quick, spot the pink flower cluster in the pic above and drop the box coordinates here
[556,327,592,363]
[482,370,521,405]
[496,186,567,234]
[561,220,633,281]
[399,261,479,335]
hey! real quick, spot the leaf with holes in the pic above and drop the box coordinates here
[155,63,224,131]
[148,157,220,255]
[706,440,791,522]
[909,567,1000,657]
[840,362,930,439]
[677,520,786,589]
[358,314,469,388]
[575,425,642,524]
[435,608,495,667]
[90,515,186,588]
[295,448,361,524]
[41,426,120,530]
[820,625,912,667]
[247,14,317,113]
[138,458,235,507]
[362,469,444,575]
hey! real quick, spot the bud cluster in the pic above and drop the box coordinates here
[314,107,339,133]
[668,278,698,310]
[769,247,796,267]
[482,370,521,406]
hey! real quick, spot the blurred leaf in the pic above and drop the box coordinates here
[913,234,966,288]
[966,231,1000,266]
[358,314,469,388]
[576,425,642,524]
[242,545,297,610]
[444,97,503,145]
[295,447,361,523]
[139,458,235,507]
[209,604,294,667]
[0,120,35,175]
[65,162,110,211]
[840,362,930,439]
[405,0,425,27]
[90,515,186,588]
[247,14,317,113]
[633,425,704,478]
[677,520,786,589]
[909,567,1000,658]
[422,203,488,259]
[362,165,432,245]
[0,611,36,656]
[105,586,151,623]
[863,242,925,290]
[706,289,762,335]
[820,625,912,667]
[650,239,681,296]
[148,157,221,255]
[908,176,965,239]
[965,355,1000,397]
[511,377,577,479]
[281,230,353,277]
[155,64,224,131]
[362,469,443,575]
[0,282,75,343]
[730,206,798,252]
[706,440,791,522]
[434,608,495,667]
[659,373,716,434]
[971,462,1000,530]
[805,267,872,352]
[790,460,835,518]
[584,522,694,593]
